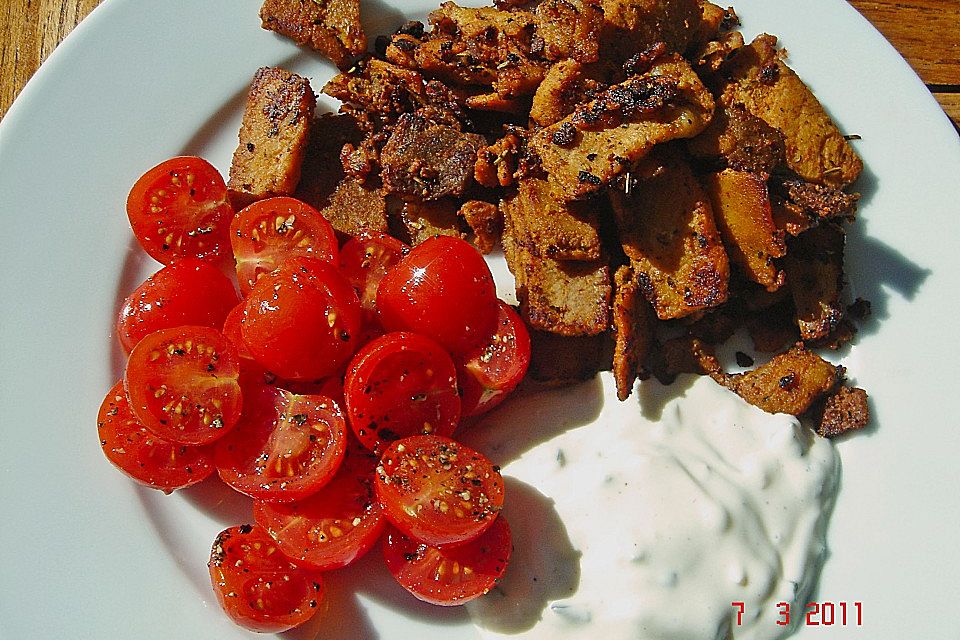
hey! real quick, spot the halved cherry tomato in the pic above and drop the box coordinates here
[126,156,234,264]
[208,524,323,633]
[98,380,214,493]
[231,196,338,295]
[222,302,254,361]
[242,256,362,381]
[254,438,384,571]
[214,382,346,502]
[124,326,242,446]
[338,231,409,312]
[344,332,460,453]
[458,301,531,416]
[375,435,504,546]
[382,516,512,606]
[117,259,239,353]
[376,236,499,355]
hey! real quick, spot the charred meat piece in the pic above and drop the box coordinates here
[704,168,786,291]
[380,113,486,200]
[812,385,870,438]
[228,67,316,210]
[715,34,863,187]
[686,103,786,174]
[530,54,714,200]
[323,59,467,126]
[770,177,860,236]
[502,177,602,261]
[612,264,654,400]
[610,148,729,319]
[260,0,366,69]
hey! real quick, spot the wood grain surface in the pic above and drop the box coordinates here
[1,0,957,126]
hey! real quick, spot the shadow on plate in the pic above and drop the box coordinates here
[466,477,581,634]
[460,376,604,467]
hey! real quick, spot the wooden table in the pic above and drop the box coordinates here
[1,0,958,126]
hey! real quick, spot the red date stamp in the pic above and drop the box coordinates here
[731,601,863,626]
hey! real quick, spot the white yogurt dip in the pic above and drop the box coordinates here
[463,374,840,640]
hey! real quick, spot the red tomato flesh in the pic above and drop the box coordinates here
[344,332,460,454]
[117,258,239,353]
[124,325,242,446]
[375,435,504,546]
[98,380,214,493]
[231,196,338,295]
[214,383,346,502]
[209,524,323,633]
[376,236,499,355]
[254,439,384,571]
[126,156,234,264]
[222,302,254,361]
[242,257,362,381]
[458,301,531,416]
[382,516,512,606]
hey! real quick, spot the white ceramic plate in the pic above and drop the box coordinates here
[1,1,958,638]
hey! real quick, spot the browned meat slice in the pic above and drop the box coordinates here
[458,200,502,254]
[528,330,613,385]
[689,1,733,46]
[715,34,863,187]
[711,343,841,416]
[397,198,465,245]
[746,295,799,353]
[813,385,870,438]
[413,2,545,98]
[704,168,785,291]
[784,223,845,342]
[227,67,316,210]
[503,212,611,335]
[320,177,390,238]
[612,264,654,400]
[599,0,703,60]
[686,104,786,174]
[502,178,602,261]
[294,112,362,203]
[380,113,486,200]
[534,0,604,63]
[529,55,715,200]
[648,336,721,384]
[260,0,366,69]
[610,149,729,319]
[293,112,391,239]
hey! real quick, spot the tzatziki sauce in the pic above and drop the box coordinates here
[463,374,840,640]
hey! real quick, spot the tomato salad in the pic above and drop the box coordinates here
[98,156,528,632]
